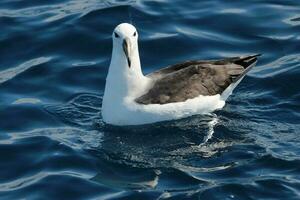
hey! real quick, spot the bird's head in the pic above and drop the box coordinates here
[112,23,138,68]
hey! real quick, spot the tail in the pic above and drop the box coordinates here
[221,54,261,100]
[231,54,261,83]
[234,54,262,69]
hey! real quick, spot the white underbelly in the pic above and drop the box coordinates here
[102,94,225,126]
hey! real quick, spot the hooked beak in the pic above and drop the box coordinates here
[122,38,131,68]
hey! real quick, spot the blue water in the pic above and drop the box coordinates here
[0,0,300,199]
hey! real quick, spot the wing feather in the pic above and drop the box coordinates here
[136,55,260,105]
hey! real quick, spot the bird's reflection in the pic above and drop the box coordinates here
[98,114,224,168]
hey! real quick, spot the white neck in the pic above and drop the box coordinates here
[103,42,150,105]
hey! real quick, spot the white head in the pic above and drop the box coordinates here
[105,23,146,95]
[111,23,139,69]
[102,23,149,122]
[104,23,148,103]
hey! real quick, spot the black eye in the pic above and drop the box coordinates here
[114,32,119,38]
[133,31,137,37]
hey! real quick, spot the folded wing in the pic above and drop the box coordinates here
[136,54,260,105]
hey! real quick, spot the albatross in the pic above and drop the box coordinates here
[102,23,260,126]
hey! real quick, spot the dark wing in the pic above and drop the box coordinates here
[136,54,260,105]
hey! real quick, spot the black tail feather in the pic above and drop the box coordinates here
[234,54,262,69]
[231,54,261,83]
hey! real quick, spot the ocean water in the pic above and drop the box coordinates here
[0,0,300,199]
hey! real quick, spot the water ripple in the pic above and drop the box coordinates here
[0,57,51,84]
[0,0,300,199]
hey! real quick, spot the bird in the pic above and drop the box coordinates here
[101,23,260,126]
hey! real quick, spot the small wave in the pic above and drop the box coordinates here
[0,57,51,84]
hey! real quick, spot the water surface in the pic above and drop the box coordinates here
[0,0,300,199]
